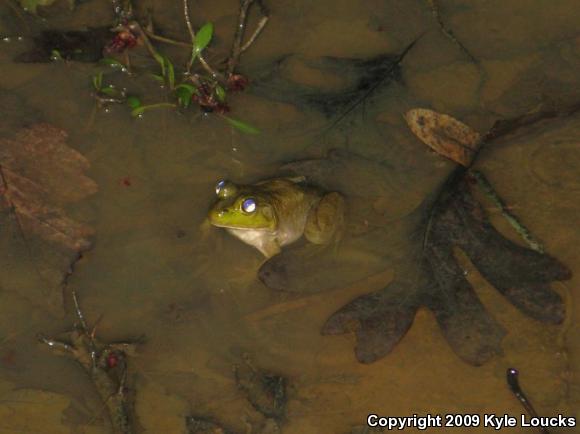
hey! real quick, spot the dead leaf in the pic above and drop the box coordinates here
[0,123,97,251]
[404,108,481,166]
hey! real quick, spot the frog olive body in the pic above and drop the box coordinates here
[208,178,344,258]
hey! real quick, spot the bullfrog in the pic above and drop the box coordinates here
[208,177,344,258]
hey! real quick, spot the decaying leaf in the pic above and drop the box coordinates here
[0,123,97,252]
[404,108,481,166]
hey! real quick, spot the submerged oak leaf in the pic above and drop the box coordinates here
[0,123,97,252]
[259,149,571,366]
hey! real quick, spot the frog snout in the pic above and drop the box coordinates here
[208,207,230,225]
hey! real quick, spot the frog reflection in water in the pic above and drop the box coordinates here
[208,178,345,258]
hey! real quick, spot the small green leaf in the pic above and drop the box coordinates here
[100,85,120,97]
[92,72,103,91]
[131,102,177,118]
[50,49,63,61]
[149,73,165,85]
[190,22,213,65]
[126,95,142,110]
[222,116,260,134]
[215,85,226,103]
[175,84,197,108]
[100,57,125,69]
[151,51,166,77]
[165,57,175,89]
[131,106,146,117]
[175,83,197,93]
[194,22,214,52]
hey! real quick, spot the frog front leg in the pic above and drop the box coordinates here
[257,238,282,258]
[304,192,345,245]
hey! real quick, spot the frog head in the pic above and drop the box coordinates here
[208,180,277,230]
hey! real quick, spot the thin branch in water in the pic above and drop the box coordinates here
[72,288,89,332]
[183,0,195,42]
[38,334,74,354]
[227,0,269,75]
[39,294,139,434]
[241,15,269,53]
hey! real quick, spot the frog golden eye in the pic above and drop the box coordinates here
[242,198,257,213]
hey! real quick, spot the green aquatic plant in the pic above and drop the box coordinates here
[188,22,213,70]
[14,0,267,134]
[94,6,263,133]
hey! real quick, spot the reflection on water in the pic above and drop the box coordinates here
[0,0,579,432]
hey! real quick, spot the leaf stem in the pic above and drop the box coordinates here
[471,170,545,253]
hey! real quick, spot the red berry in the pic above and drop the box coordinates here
[106,352,119,368]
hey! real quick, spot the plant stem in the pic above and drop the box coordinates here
[227,0,255,75]
[144,30,191,48]
[241,14,269,53]
[183,0,195,42]
[183,0,224,80]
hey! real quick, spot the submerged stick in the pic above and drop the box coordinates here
[506,368,550,434]
[39,290,141,434]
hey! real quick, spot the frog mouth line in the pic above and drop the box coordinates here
[210,222,276,232]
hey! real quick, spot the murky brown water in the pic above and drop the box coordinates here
[0,0,579,433]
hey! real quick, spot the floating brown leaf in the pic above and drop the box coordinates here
[404,108,481,166]
[0,123,97,252]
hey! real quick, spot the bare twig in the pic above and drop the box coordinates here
[227,0,269,75]
[183,0,195,42]
[241,15,269,53]
[38,334,74,354]
[72,288,89,332]
[39,292,140,434]
[227,0,255,75]
[198,54,224,80]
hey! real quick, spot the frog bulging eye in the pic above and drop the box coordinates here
[215,180,226,196]
[215,180,238,198]
[242,198,257,213]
